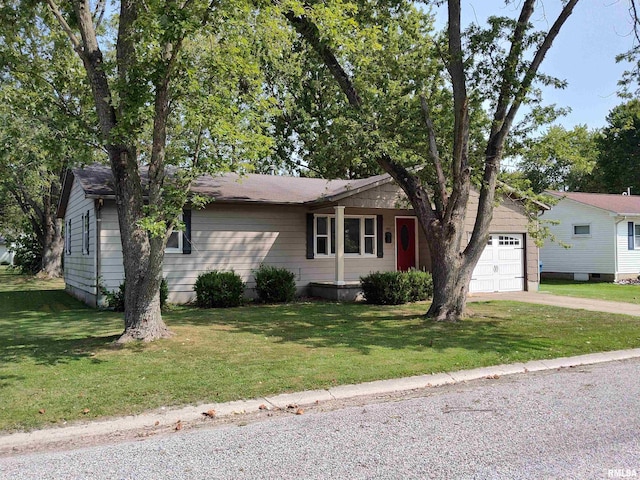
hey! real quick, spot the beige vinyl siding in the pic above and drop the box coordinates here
[163,204,403,303]
[615,217,640,275]
[97,203,124,297]
[540,198,615,275]
[63,178,97,304]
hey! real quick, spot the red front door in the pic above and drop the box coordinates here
[396,217,416,271]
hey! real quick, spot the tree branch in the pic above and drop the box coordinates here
[284,11,362,108]
[44,0,83,55]
[419,95,447,213]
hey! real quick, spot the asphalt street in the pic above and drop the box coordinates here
[1,358,639,480]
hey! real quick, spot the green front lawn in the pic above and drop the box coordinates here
[540,279,640,304]
[2,266,640,432]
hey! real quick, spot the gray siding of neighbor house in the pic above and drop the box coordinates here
[63,178,97,305]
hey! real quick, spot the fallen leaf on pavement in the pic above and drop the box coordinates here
[259,404,268,410]
[202,409,216,418]
[175,420,183,431]
[295,408,304,415]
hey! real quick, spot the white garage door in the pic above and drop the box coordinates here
[470,234,524,293]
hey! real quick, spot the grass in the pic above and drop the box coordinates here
[540,279,640,304]
[2,266,640,432]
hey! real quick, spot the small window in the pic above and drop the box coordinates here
[82,211,90,255]
[635,225,640,249]
[316,216,328,255]
[364,218,375,254]
[65,219,72,254]
[166,229,183,253]
[166,215,184,253]
[573,224,590,236]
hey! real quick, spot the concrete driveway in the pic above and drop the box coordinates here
[469,290,640,317]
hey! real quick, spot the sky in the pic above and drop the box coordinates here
[433,0,637,131]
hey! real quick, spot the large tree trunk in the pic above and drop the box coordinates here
[40,216,63,278]
[111,147,171,344]
[425,225,486,321]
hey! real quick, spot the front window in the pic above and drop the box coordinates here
[635,224,640,249]
[314,215,376,256]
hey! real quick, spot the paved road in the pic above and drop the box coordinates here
[2,359,639,480]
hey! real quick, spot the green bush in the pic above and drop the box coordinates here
[7,232,40,274]
[106,278,169,312]
[360,270,433,305]
[194,270,245,308]
[360,271,410,305]
[254,265,297,303]
[405,269,433,302]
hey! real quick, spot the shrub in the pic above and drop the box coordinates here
[254,265,297,303]
[194,270,244,308]
[106,278,169,312]
[405,269,433,302]
[360,271,410,305]
[7,232,40,275]
[360,270,433,305]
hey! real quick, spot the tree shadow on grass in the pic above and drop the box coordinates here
[0,290,123,366]
[168,301,552,357]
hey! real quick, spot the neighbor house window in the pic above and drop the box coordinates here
[82,211,90,254]
[573,224,590,236]
[635,224,640,249]
[314,215,376,256]
[65,219,72,254]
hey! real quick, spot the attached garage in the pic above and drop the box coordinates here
[469,233,525,293]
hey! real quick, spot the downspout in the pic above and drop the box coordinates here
[95,198,103,306]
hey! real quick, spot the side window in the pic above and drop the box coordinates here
[83,211,90,254]
[66,219,72,254]
[165,215,183,253]
[573,224,590,237]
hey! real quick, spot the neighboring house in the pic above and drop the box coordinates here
[541,191,640,281]
[57,164,543,306]
[0,237,14,265]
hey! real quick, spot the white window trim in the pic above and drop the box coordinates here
[314,214,377,257]
[572,223,591,238]
[165,216,183,254]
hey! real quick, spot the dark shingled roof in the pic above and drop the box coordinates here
[548,191,640,215]
[68,163,394,205]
